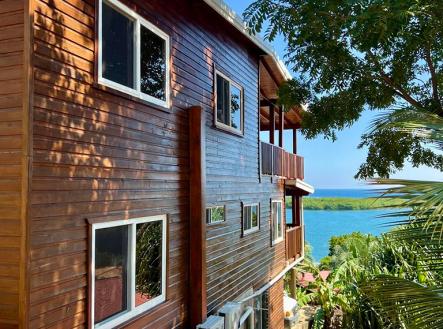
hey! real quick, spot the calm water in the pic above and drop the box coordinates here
[288,189,397,261]
[286,209,395,261]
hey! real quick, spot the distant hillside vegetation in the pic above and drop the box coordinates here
[286,197,404,210]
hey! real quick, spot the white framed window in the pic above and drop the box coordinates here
[271,200,284,245]
[91,215,167,329]
[206,206,225,224]
[242,203,259,235]
[98,0,170,108]
[214,69,244,135]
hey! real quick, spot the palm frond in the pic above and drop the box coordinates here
[371,179,443,238]
[370,108,443,148]
[361,275,443,329]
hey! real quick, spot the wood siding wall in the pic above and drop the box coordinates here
[204,31,287,313]
[268,278,284,329]
[10,0,289,327]
[28,0,198,328]
[0,1,27,328]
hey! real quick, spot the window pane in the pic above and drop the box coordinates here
[251,205,258,228]
[135,221,163,307]
[277,204,283,238]
[102,2,135,88]
[272,202,282,241]
[210,206,225,223]
[244,207,251,231]
[230,85,241,130]
[94,226,128,324]
[140,26,166,100]
[216,75,230,125]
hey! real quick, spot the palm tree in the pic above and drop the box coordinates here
[359,108,443,328]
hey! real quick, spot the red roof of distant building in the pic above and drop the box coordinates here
[297,271,331,287]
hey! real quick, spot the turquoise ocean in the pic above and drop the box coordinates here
[286,189,397,261]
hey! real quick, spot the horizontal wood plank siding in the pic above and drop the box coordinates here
[268,278,284,329]
[27,0,209,328]
[203,11,287,312]
[0,1,25,328]
[23,0,289,327]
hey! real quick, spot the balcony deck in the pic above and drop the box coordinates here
[286,225,303,262]
[261,141,304,180]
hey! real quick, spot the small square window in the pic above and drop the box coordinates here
[243,203,259,235]
[206,206,225,224]
[215,70,244,134]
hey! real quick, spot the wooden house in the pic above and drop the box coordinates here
[0,0,313,328]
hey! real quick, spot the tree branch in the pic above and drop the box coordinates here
[424,46,442,112]
[377,71,423,109]
[366,52,423,109]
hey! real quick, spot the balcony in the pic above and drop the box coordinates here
[286,225,303,262]
[261,141,304,179]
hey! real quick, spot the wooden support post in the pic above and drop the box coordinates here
[269,104,275,145]
[293,128,297,154]
[288,268,297,299]
[291,195,296,226]
[295,196,301,226]
[279,107,284,148]
[189,106,207,328]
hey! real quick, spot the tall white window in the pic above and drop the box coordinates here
[98,0,170,107]
[214,70,244,134]
[271,200,284,244]
[91,215,167,329]
[242,203,259,235]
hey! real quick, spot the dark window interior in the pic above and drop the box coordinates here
[102,2,135,88]
[94,226,128,324]
[216,74,231,126]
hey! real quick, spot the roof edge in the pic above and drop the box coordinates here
[202,0,292,81]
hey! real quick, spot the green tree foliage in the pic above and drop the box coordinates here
[304,230,438,328]
[355,108,443,328]
[308,109,443,328]
[136,222,162,299]
[244,0,443,178]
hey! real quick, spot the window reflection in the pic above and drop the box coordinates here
[215,72,243,132]
[272,202,283,241]
[230,85,241,129]
[140,26,166,100]
[135,221,163,306]
[94,226,128,323]
[251,205,258,228]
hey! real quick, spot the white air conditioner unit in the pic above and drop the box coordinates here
[218,302,254,329]
[197,315,225,329]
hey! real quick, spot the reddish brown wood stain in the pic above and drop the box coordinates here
[0,0,298,328]
[0,1,26,328]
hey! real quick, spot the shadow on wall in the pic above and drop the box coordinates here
[31,0,189,327]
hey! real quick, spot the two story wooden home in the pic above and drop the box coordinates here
[0,0,313,328]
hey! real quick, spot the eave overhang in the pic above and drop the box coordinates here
[201,0,292,81]
[286,179,315,195]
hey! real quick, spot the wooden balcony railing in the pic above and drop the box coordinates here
[286,225,303,262]
[261,141,304,179]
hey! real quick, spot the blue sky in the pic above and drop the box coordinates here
[225,0,442,189]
